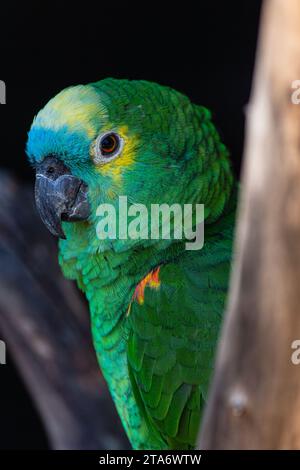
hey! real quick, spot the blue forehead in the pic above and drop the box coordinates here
[26,84,107,164]
[26,125,91,164]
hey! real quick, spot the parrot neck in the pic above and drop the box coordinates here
[88,240,187,335]
[59,216,190,331]
[60,184,237,337]
[63,203,234,347]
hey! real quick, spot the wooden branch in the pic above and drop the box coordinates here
[0,172,129,449]
[199,0,300,449]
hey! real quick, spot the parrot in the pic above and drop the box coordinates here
[26,78,237,450]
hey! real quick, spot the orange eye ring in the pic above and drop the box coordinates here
[93,131,124,165]
[100,133,119,156]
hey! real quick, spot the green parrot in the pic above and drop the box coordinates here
[26,78,236,450]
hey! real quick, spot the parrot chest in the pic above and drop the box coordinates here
[86,264,162,449]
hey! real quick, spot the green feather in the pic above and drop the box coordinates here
[26,78,237,449]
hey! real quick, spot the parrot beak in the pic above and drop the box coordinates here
[35,155,91,239]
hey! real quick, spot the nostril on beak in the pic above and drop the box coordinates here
[37,155,71,180]
[46,166,55,176]
[34,155,91,239]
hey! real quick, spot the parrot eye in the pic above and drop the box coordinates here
[100,133,119,155]
[93,132,124,164]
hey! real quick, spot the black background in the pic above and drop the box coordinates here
[0,1,261,449]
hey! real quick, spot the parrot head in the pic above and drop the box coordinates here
[26,79,233,252]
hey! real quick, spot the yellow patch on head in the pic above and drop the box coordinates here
[92,125,138,184]
[34,85,107,139]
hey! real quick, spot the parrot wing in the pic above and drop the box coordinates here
[126,260,224,449]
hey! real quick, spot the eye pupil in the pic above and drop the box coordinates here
[100,133,118,156]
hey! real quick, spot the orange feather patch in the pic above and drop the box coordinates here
[126,266,161,316]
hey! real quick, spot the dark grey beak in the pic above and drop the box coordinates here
[35,156,90,239]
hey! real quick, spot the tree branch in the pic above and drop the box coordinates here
[199,0,300,449]
[0,172,128,449]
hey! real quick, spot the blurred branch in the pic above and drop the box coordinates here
[199,0,300,449]
[0,172,128,449]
